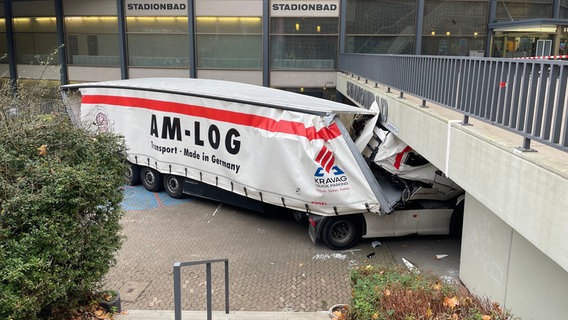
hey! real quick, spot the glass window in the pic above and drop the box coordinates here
[279,87,336,100]
[422,36,486,56]
[0,34,7,64]
[13,17,59,65]
[345,0,416,54]
[270,17,338,70]
[422,0,488,56]
[65,17,119,66]
[126,17,189,68]
[0,19,7,64]
[196,17,262,69]
[562,0,568,18]
[496,0,553,20]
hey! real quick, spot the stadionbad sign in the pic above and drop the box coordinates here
[271,0,339,17]
[125,0,188,16]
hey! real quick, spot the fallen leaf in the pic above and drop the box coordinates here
[372,313,379,320]
[493,302,502,314]
[384,288,391,296]
[94,309,106,319]
[443,296,459,309]
[331,305,348,320]
[482,316,491,320]
[38,144,47,156]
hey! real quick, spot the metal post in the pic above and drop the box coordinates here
[172,258,229,320]
[55,0,68,85]
[262,0,270,86]
[4,0,17,90]
[486,0,497,57]
[187,0,196,78]
[116,0,128,79]
[553,0,560,18]
[206,263,212,320]
[522,137,531,150]
[224,260,229,314]
[173,263,182,320]
[415,0,424,55]
[339,0,346,54]
[518,137,536,152]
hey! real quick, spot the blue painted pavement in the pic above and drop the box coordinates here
[121,185,190,211]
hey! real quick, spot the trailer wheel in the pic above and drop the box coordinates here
[141,167,163,192]
[125,163,141,185]
[163,174,184,199]
[321,216,361,250]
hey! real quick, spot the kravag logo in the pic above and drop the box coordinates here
[313,146,350,191]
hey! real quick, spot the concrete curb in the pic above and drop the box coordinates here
[114,310,330,320]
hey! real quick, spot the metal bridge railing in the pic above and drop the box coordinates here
[339,53,568,152]
[173,259,229,320]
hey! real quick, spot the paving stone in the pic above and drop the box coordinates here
[119,281,150,302]
[103,186,396,313]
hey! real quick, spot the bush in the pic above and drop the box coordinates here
[349,265,515,320]
[0,80,127,319]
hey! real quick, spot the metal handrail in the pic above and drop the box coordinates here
[173,259,229,320]
[339,53,568,152]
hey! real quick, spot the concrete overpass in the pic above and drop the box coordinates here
[336,55,568,320]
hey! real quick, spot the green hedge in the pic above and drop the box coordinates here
[0,84,127,319]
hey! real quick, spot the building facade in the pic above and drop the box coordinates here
[2,2,568,319]
[1,0,568,96]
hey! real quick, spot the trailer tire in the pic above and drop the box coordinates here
[126,163,141,186]
[164,174,184,199]
[321,216,361,250]
[141,167,163,192]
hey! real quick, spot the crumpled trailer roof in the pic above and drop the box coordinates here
[61,77,398,216]
[62,78,375,116]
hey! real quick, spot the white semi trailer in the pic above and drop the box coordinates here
[61,78,463,250]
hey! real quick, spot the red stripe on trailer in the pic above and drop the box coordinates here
[82,94,342,142]
[393,146,413,170]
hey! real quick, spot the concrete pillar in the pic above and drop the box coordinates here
[460,194,568,320]
[460,193,511,304]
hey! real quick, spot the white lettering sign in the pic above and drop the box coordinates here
[125,0,188,16]
[271,0,339,17]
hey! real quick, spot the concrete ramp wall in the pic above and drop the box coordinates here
[337,73,568,320]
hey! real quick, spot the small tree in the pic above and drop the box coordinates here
[0,79,127,319]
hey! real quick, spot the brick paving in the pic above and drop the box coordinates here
[103,186,395,313]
